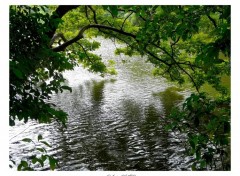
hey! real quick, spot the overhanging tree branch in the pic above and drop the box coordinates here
[51,22,199,91]
[47,5,80,39]
[52,24,136,52]
[96,29,171,67]
[170,38,200,92]
[49,5,202,92]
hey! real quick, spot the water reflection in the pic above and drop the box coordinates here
[153,87,184,116]
[9,38,191,171]
[52,84,176,170]
[91,80,105,103]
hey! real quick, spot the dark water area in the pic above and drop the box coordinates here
[9,38,194,171]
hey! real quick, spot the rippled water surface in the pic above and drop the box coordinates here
[9,38,193,171]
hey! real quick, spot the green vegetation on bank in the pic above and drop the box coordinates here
[10,5,230,170]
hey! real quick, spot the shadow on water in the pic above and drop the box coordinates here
[90,79,117,104]
[9,78,187,171]
[91,80,105,104]
[112,100,171,170]
[141,105,170,170]
[153,87,184,116]
[121,99,142,122]
[9,38,191,171]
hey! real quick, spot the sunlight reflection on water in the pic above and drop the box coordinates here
[9,37,193,171]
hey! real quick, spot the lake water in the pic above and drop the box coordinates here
[9,38,194,171]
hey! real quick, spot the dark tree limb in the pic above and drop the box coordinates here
[49,33,67,47]
[102,20,114,26]
[52,24,136,52]
[144,48,171,67]
[207,14,217,28]
[47,5,79,39]
[88,6,98,24]
[121,11,133,30]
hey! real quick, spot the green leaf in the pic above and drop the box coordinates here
[38,159,44,167]
[109,6,118,17]
[189,140,195,149]
[38,134,43,141]
[32,157,37,164]
[108,59,116,66]
[13,69,23,79]
[22,167,34,171]
[191,163,196,171]
[9,118,15,126]
[32,158,44,167]
[21,160,28,167]
[61,86,72,93]
[182,33,188,41]
[40,141,51,147]
[41,155,47,162]
[214,59,225,64]
[22,138,32,143]
[102,5,108,10]
[36,147,46,153]
[200,160,206,169]
[49,156,58,170]
[196,148,201,160]
[17,164,23,171]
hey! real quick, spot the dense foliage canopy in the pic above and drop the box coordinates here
[10,5,230,170]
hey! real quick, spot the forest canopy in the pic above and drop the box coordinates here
[10,5,230,170]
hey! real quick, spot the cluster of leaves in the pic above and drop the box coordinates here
[40,5,230,96]
[10,5,75,126]
[51,6,119,76]
[54,5,230,93]
[99,6,229,93]
[166,93,230,170]
[10,135,58,171]
[9,6,75,170]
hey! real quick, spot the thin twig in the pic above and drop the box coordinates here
[9,126,31,141]
[84,6,92,23]
[88,5,98,24]
[76,41,94,64]
[121,11,133,30]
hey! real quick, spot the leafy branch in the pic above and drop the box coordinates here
[11,135,58,171]
[52,24,136,52]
